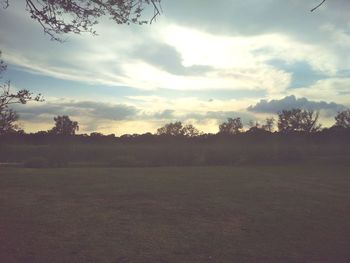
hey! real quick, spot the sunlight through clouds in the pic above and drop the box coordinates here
[1,0,350,133]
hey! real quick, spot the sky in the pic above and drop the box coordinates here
[0,0,349,135]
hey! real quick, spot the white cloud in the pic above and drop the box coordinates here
[290,78,350,105]
[1,0,350,134]
[1,8,343,96]
[1,5,347,99]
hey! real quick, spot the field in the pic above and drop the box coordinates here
[1,165,350,263]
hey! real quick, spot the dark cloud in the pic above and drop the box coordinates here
[68,101,138,120]
[248,95,346,113]
[14,101,256,133]
[267,60,327,88]
[133,43,213,76]
[164,0,349,44]
[151,109,175,119]
[15,101,254,126]
[14,101,139,122]
[143,108,256,124]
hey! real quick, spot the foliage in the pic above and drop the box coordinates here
[0,52,6,74]
[2,0,161,41]
[0,107,19,135]
[277,109,321,133]
[50,115,79,135]
[90,132,104,138]
[334,109,350,129]
[157,122,201,137]
[182,124,201,137]
[262,117,275,132]
[1,129,350,167]
[0,52,43,135]
[248,120,260,129]
[157,121,184,136]
[247,118,275,133]
[218,117,243,135]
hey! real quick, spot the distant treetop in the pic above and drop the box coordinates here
[50,115,79,135]
[335,109,350,129]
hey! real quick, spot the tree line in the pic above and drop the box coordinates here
[1,109,350,139]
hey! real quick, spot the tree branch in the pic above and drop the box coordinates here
[311,0,326,12]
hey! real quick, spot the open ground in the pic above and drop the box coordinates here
[0,165,349,263]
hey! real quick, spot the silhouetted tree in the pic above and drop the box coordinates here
[0,108,18,135]
[156,122,201,137]
[0,52,43,135]
[182,124,201,138]
[278,109,321,133]
[90,132,104,138]
[157,121,184,136]
[2,0,161,41]
[246,120,264,134]
[248,120,261,129]
[0,52,6,74]
[334,109,350,128]
[50,115,79,135]
[247,119,274,134]
[218,117,243,135]
[262,117,275,132]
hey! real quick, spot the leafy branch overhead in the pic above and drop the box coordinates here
[1,82,43,108]
[0,81,44,134]
[1,0,328,41]
[2,0,162,41]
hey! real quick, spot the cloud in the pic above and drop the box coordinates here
[164,0,350,44]
[289,77,350,105]
[2,0,350,133]
[163,1,350,77]
[2,2,347,95]
[1,0,349,102]
[268,60,327,88]
[247,95,346,114]
[12,94,345,134]
[185,110,255,123]
[14,100,139,123]
[132,43,213,76]
[150,109,176,120]
[12,96,259,133]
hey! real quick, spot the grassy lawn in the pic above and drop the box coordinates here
[0,165,349,263]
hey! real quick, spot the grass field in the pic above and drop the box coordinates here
[0,165,349,263]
